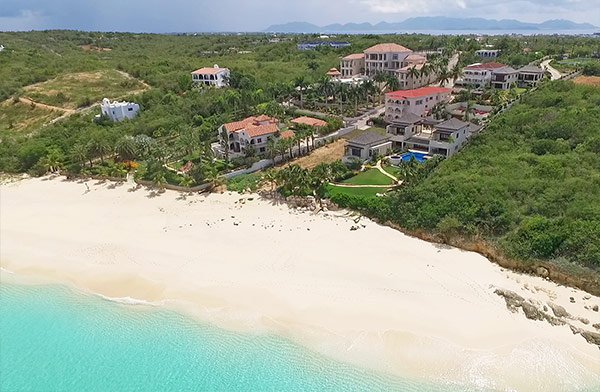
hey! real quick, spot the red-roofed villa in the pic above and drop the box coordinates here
[217,115,280,158]
[385,87,452,120]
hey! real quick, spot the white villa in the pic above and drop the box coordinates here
[460,62,543,90]
[385,87,452,121]
[476,49,500,58]
[99,98,140,122]
[340,43,437,90]
[459,62,506,89]
[218,115,280,158]
[386,116,480,158]
[191,64,230,88]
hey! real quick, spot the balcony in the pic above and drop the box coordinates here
[405,136,430,147]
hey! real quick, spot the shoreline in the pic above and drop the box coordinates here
[1,177,599,391]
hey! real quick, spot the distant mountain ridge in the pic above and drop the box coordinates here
[265,17,597,33]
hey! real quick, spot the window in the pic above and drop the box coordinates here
[259,147,266,153]
[257,138,262,143]
[128,108,133,111]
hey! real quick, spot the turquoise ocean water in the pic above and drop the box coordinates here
[0,283,469,392]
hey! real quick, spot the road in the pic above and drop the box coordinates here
[353,106,386,130]
[444,52,461,88]
[541,59,562,81]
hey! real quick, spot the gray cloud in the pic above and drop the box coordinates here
[0,0,597,32]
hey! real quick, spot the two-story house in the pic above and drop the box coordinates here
[385,112,425,149]
[219,115,279,158]
[460,62,506,89]
[402,118,471,158]
[385,86,452,121]
[491,66,518,90]
[191,65,230,88]
[517,65,545,87]
[99,98,140,122]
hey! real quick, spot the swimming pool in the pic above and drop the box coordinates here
[400,151,429,163]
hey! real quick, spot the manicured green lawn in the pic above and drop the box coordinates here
[381,164,402,178]
[326,184,389,198]
[342,168,394,186]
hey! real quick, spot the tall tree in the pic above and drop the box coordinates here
[115,136,138,161]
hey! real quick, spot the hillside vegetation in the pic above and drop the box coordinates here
[22,69,147,109]
[386,82,600,274]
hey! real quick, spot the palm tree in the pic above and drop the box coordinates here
[267,138,278,160]
[337,83,348,114]
[219,129,230,161]
[373,72,388,103]
[450,64,462,84]
[293,131,303,157]
[86,137,110,165]
[438,70,451,88]
[362,79,377,108]
[115,136,138,162]
[348,84,360,116]
[464,100,474,122]
[40,147,64,173]
[294,76,308,108]
[407,66,420,89]
[203,165,223,190]
[278,165,311,196]
[385,74,400,93]
[71,143,89,168]
[261,170,279,193]
[420,64,433,84]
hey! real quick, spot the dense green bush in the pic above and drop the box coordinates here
[384,82,600,270]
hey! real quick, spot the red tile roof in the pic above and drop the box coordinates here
[244,123,279,138]
[223,116,278,133]
[191,67,229,75]
[386,87,451,99]
[326,68,341,76]
[280,130,295,139]
[342,53,365,60]
[292,116,327,127]
[253,114,275,122]
[364,43,412,53]
[464,62,506,71]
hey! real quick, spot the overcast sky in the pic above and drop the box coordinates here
[1,0,597,32]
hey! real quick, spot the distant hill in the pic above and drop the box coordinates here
[265,17,597,33]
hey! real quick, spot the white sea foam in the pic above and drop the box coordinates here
[0,267,15,274]
[95,293,162,306]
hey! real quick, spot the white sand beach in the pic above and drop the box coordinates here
[1,177,599,391]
